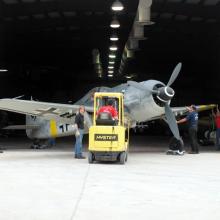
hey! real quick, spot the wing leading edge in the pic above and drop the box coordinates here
[145,104,216,122]
[0,98,93,125]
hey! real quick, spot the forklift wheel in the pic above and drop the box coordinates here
[119,152,126,164]
[125,152,128,162]
[88,152,94,164]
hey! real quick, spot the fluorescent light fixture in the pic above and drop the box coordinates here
[109,54,116,58]
[111,0,124,11]
[110,34,119,41]
[109,45,118,51]
[110,17,120,28]
[0,69,8,72]
[109,61,115,64]
[108,74,113,77]
[108,70,114,74]
[108,66,114,69]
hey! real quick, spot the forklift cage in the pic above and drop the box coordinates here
[93,92,124,127]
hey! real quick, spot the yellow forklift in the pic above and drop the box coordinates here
[88,92,129,164]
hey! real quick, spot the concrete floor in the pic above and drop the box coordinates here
[0,135,220,220]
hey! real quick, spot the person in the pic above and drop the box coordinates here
[74,105,86,159]
[97,99,118,120]
[212,105,220,150]
[48,138,56,147]
[177,105,199,154]
[166,136,184,155]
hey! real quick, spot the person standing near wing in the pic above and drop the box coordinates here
[74,105,86,159]
[177,105,199,154]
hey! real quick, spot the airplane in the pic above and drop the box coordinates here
[0,63,216,148]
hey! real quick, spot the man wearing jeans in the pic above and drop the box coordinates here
[177,105,199,154]
[74,105,86,159]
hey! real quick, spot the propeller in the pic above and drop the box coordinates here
[165,103,180,140]
[167,63,182,87]
[127,63,182,141]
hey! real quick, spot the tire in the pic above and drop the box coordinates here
[119,152,126,164]
[88,151,94,164]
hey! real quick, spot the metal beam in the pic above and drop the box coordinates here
[136,0,154,25]
[152,2,220,21]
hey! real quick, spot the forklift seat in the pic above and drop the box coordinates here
[96,112,116,125]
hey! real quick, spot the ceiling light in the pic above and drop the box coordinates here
[126,75,132,79]
[109,54,116,58]
[109,45,118,51]
[109,61,115,64]
[111,0,124,11]
[110,34,119,41]
[108,66,114,69]
[0,69,8,72]
[110,17,120,28]
[108,74,113,77]
[108,70,114,74]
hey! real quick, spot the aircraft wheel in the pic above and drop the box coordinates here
[88,151,94,164]
[119,152,126,164]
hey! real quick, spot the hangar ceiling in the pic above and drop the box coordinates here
[0,0,139,78]
[0,0,220,104]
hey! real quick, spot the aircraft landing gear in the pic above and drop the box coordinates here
[30,139,49,149]
[0,145,5,153]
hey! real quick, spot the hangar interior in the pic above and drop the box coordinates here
[1,1,220,220]
[0,0,219,105]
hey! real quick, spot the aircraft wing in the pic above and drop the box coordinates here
[171,104,216,116]
[3,125,40,130]
[148,104,216,121]
[0,98,94,125]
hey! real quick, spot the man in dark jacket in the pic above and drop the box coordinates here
[74,105,86,159]
[177,105,199,154]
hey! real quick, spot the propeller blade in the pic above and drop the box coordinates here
[127,81,158,94]
[165,103,180,140]
[167,63,182,87]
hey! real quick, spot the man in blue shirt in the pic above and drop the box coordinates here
[177,105,199,154]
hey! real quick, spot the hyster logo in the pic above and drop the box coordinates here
[95,134,118,141]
